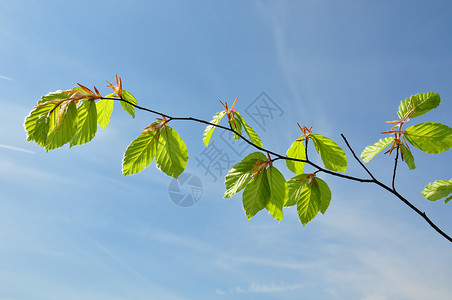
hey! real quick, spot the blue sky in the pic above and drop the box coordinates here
[1,1,452,299]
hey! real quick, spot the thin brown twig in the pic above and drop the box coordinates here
[341,134,452,243]
[392,147,400,191]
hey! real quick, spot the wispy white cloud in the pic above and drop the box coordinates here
[215,288,226,295]
[218,281,304,295]
[247,282,304,293]
[324,246,452,300]
[0,143,35,154]
[352,247,452,300]
[126,186,452,299]
[0,158,61,183]
[129,226,323,271]
[128,226,218,254]
[313,190,452,300]
[0,75,13,81]
[215,254,322,271]
[256,3,310,120]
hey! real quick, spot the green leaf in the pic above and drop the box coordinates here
[97,93,114,130]
[39,90,71,103]
[203,110,226,146]
[224,152,267,198]
[32,115,50,147]
[315,178,331,214]
[121,90,137,118]
[266,166,288,221]
[230,115,242,140]
[297,182,321,226]
[235,112,263,148]
[422,179,452,203]
[360,137,395,162]
[156,126,188,178]
[397,92,441,119]
[122,128,160,175]
[47,104,59,134]
[70,100,97,147]
[242,169,271,220]
[405,122,452,154]
[311,134,347,172]
[445,195,452,204]
[25,101,59,144]
[286,137,306,175]
[287,175,331,219]
[400,144,415,170]
[286,174,309,207]
[24,89,72,142]
[71,86,91,95]
[45,101,78,151]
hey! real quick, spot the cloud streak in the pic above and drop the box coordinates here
[216,281,305,296]
[244,282,304,293]
[0,75,14,81]
[0,144,35,154]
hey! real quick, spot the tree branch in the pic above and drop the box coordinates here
[103,97,452,243]
[392,147,400,191]
[341,134,376,181]
[341,134,452,243]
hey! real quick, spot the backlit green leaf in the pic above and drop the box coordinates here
[397,92,440,119]
[203,110,226,146]
[70,100,97,147]
[311,134,347,172]
[39,90,71,104]
[121,90,137,118]
[230,115,242,140]
[286,137,306,175]
[123,128,160,175]
[32,115,50,147]
[266,166,287,221]
[242,169,271,220]
[25,89,73,143]
[297,182,321,226]
[25,101,59,144]
[224,152,266,198]
[156,126,188,178]
[361,137,395,162]
[286,174,309,207]
[45,101,78,151]
[47,103,59,134]
[315,177,331,214]
[71,86,89,95]
[400,144,415,170]
[235,112,263,148]
[405,122,452,154]
[422,179,452,203]
[97,93,114,130]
